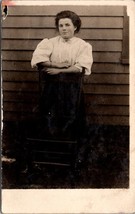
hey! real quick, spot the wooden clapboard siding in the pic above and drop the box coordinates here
[84,84,129,95]
[3,92,128,105]
[2,5,129,125]
[3,17,124,29]
[3,82,128,94]
[84,94,129,106]
[2,51,122,63]
[2,40,123,52]
[2,61,35,71]
[3,72,129,84]
[3,71,38,82]
[2,61,128,73]
[3,91,39,103]
[3,82,38,92]
[3,29,123,40]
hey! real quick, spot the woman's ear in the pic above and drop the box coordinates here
[74,26,77,32]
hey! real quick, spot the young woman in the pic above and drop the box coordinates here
[31,10,93,139]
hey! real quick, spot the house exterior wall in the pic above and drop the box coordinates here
[2,5,129,125]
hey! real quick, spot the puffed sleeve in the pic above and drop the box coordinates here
[31,38,53,68]
[75,42,93,75]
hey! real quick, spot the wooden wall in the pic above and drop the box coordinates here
[2,5,129,125]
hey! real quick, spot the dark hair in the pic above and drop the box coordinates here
[55,10,81,33]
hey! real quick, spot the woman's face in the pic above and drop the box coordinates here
[58,18,77,40]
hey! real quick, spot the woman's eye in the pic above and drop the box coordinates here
[59,23,70,28]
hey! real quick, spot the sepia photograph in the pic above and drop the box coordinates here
[1,0,135,213]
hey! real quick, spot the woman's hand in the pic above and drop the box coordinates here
[40,63,70,74]
[46,68,62,75]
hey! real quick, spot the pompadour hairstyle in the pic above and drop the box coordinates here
[55,10,81,33]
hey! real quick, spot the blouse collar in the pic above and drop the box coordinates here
[60,36,76,44]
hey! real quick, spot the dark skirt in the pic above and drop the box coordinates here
[38,72,86,140]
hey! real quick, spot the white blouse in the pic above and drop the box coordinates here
[31,36,93,75]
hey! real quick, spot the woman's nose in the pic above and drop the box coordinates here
[62,25,66,30]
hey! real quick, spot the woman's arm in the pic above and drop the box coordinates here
[37,61,70,69]
[46,65,81,75]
